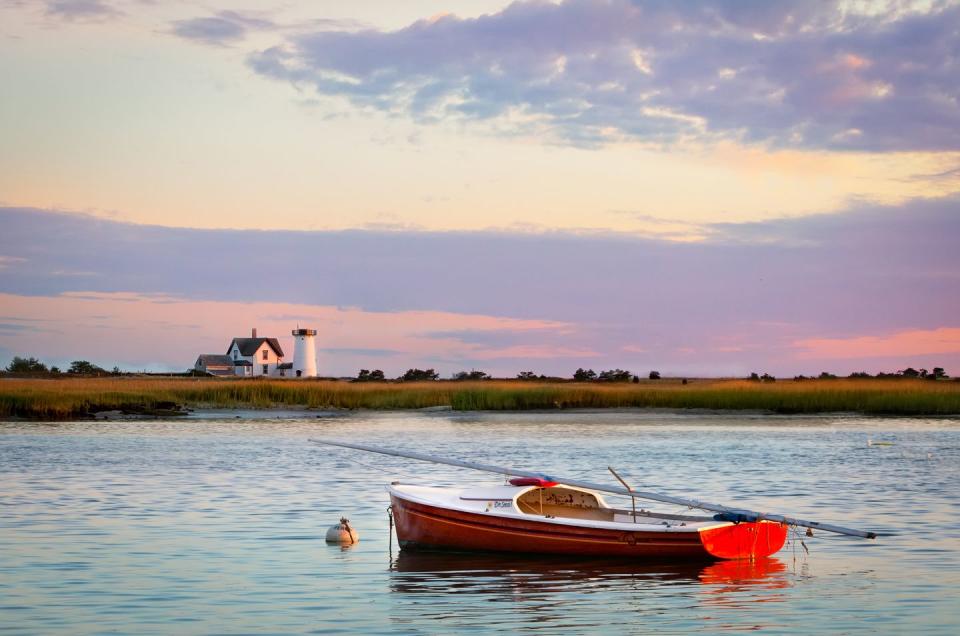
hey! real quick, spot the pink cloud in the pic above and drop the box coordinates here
[0,291,574,375]
[3,196,958,378]
[793,327,960,359]
[470,345,600,360]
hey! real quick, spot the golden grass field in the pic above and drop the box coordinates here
[1,376,958,419]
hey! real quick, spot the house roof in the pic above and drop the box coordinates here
[196,354,234,368]
[234,360,253,367]
[227,337,284,357]
[205,368,236,377]
[277,362,293,370]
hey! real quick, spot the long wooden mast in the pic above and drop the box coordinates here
[309,438,877,539]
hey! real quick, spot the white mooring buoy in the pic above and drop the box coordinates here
[326,517,359,545]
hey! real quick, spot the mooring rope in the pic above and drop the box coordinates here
[387,505,394,557]
[340,517,355,545]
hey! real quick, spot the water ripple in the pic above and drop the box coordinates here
[1,412,958,634]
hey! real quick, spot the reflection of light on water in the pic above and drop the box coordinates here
[3,414,958,634]
[697,558,791,615]
[388,551,796,631]
[388,552,702,630]
[327,543,358,553]
[700,557,789,586]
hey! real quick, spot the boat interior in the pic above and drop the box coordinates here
[516,486,615,521]
[514,486,714,525]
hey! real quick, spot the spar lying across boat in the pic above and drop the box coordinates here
[311,439,877,562]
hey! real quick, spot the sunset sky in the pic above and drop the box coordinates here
[1,0,958,377]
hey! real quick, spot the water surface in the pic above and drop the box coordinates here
[1,411,958,634]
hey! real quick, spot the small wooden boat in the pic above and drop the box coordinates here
[311,439,876,562]
[388,480,787,561]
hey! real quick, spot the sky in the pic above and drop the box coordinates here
[0,0,958,377]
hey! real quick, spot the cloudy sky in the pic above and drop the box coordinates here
[1,0,958,376]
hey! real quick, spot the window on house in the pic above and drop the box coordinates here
[263,364,269,375]
[233,350,237,360]
[262,349,268,360]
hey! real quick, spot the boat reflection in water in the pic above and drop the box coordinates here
[391,550,790,590]
[696,557,792,611]
[389,551,792,631]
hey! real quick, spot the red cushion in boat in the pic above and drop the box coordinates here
[509,477,558,488]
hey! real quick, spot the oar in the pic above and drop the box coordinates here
[309,438,877,539]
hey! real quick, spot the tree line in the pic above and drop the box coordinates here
[363,366,952,383]
[353,367,663,383]
[788,367,949,381]
[4,357,119,376]
[6,355,949,383]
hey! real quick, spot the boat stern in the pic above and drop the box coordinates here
[699,520,788,559]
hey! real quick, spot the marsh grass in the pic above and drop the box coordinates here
[1,377,958,419]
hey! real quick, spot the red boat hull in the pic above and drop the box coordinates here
[390,494,787,561]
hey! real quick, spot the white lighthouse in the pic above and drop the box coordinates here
[291,328,318,378]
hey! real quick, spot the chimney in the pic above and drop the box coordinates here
[252,327,257,338]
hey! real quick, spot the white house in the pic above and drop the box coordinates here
[194,328,295,377]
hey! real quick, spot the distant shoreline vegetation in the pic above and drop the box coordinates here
[5,357,950,385]
[0,375,958,420]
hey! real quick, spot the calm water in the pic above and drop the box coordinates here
[1,410,958,635]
